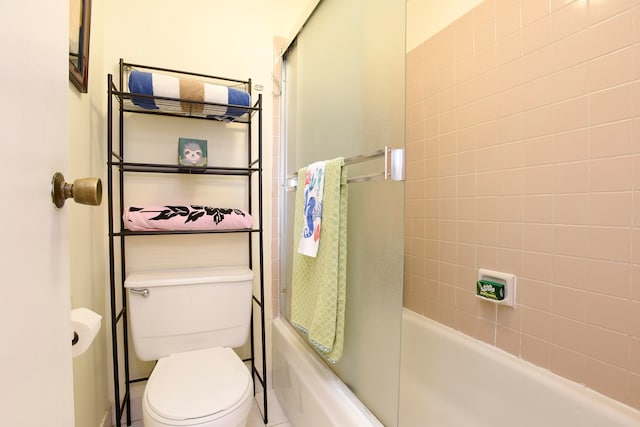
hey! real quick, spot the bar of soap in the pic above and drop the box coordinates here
[476,280,505,300]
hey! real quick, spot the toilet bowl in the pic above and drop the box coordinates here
[124,266,256,427]
[142,347,253,427]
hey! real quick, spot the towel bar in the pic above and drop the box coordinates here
[285,146,404,190]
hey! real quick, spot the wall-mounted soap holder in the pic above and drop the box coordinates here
[476,268,516,307]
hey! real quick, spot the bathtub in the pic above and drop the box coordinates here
[399,308,640,427]
[272,317,383,426]
[274,309,640,427]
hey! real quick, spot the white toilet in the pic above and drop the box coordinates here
[125,266,255,427]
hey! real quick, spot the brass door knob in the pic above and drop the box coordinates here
[51,172,102,208]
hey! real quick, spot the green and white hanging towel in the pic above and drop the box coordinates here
[291,157,347,363]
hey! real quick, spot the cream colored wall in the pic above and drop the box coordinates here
[99,0,292,382]
[68,2,311,425]
[405,0,640,412]
[406,0,482,51]
[68,0,110,425]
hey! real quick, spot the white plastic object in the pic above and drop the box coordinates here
[146,347,251,420]
[125,266,253,360]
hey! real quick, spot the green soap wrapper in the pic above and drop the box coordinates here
[477,280,505,300]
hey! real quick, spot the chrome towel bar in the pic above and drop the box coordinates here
[286,146,404,190]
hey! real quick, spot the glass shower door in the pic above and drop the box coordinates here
[280,0,405,426]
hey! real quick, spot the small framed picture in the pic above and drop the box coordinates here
[178,137,208,167]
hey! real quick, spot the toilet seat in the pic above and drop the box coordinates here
[144,347,252,424]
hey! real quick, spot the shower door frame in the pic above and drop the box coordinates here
[277,1,406,425]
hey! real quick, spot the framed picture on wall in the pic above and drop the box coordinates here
[69,0,92,93]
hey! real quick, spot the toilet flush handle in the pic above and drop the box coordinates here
[130,288,149,297]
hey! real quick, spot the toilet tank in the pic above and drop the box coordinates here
[125,266,253,361]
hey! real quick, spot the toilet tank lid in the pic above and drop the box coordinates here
[125,266,253,288]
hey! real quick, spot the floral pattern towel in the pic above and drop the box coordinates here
[297,161,326,257]
[124,205,252,231]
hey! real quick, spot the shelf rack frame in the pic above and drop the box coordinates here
[107,59,267,426]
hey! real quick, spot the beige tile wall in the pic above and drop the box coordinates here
[404,0,640,410]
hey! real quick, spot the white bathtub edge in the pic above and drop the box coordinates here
[401,308,640,427]
[272,317,384,427]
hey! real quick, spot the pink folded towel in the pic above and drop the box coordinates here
[124,205,253,232]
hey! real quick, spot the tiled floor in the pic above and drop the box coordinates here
[248,391,291,427]
[123,390,290,427]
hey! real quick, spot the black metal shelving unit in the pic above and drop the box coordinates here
[107,59,267,426]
